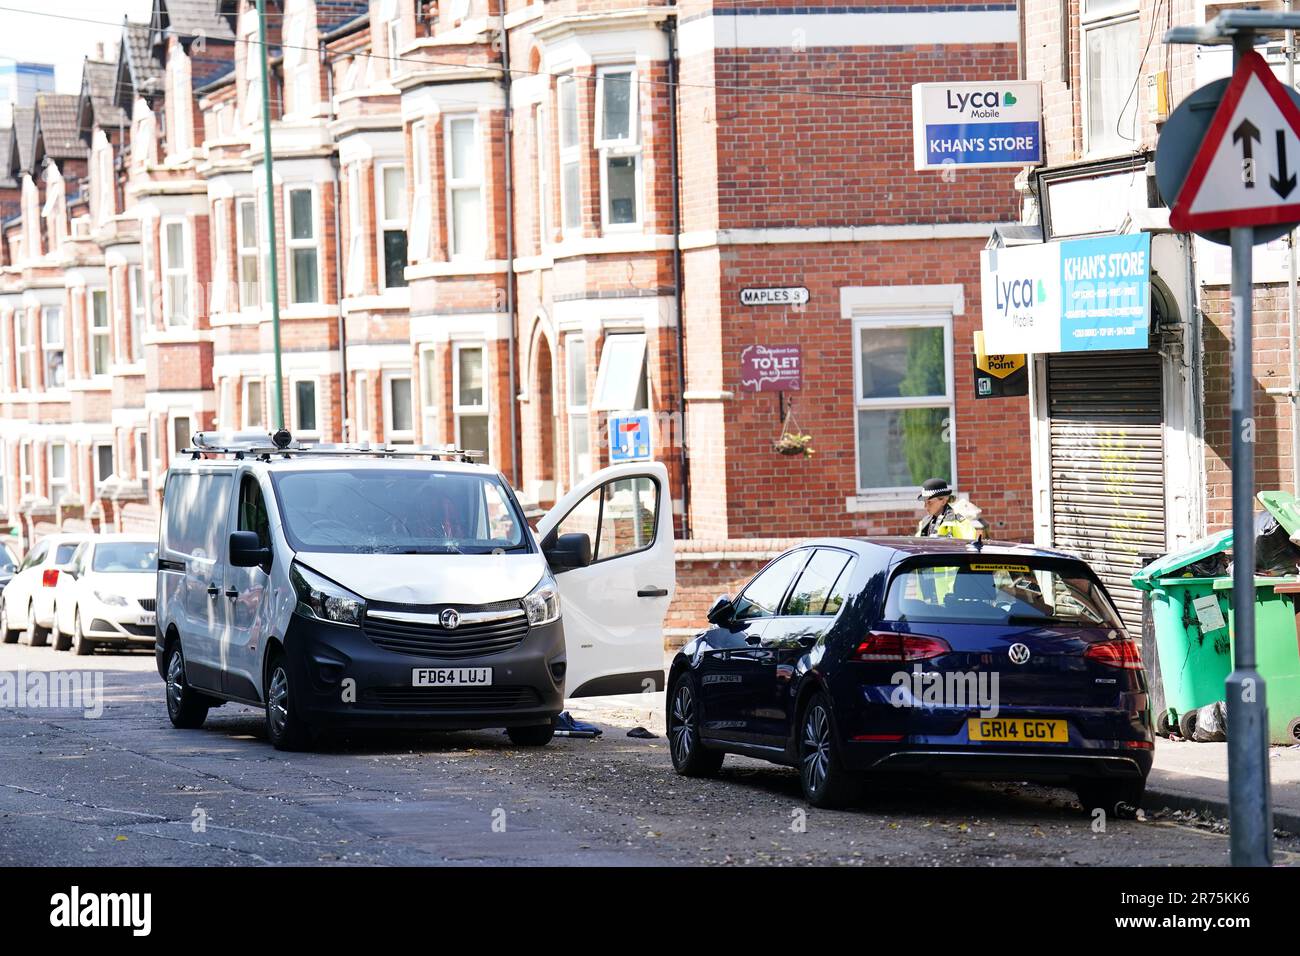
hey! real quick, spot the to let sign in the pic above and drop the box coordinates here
[740,345,802,392]
[739,287,809,306]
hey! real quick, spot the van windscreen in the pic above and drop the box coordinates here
[883,559,1122,629]
[271,469,527,555]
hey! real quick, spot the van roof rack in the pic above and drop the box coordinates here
[183,430,485,464]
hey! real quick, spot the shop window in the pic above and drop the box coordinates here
[1081,0,1141,156]
[852,314,954,495]
[591,332,648,412]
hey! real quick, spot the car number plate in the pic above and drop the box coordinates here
[139,613,156,627]
[412,667,492,687]
[967,717,1067,743]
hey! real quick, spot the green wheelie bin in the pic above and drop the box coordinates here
[1131,529,1234,737]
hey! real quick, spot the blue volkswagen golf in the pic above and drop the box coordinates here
[666,538,1153,813]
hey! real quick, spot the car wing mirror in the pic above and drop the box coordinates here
[229,531,273,570]
[706,594,735,625]
[543,532,592,572]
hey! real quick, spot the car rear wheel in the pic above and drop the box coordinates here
[798,691,862,809]
[0,600,20,644]
[71,609,95,656]
[506,722,555,746]
[51,609,71,651]
[23,601,49,647]
[1075,779,1145,819]
[264,652,311,751]
[165,643,211,730]
[668,672,724,777]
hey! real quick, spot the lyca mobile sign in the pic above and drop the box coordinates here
[912,81,1043,170]
[980,233,1150,353]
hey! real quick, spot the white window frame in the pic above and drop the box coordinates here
[285,185,321,305]
[243,377,265,429]
[236,197,261,309]
[291,376,320,439]
[419,344,438,431]
[383,371,415,444]
[444,114,485,260]
[171,412,193,461]
[409,119,431,260]
[565,334,590,484]
[354,371,369,440]
[137,429,150,493]
[1080,0,1142,158]
[211,202,228,314]
[346,163,365,294]
[93,441,114,487]
[377,161,408,290]
[20,441,33,497]
[591,332,648,412]
[219,377,234,430]
[48,441,69,507]
[16,309,32,390]
[89,288,111,376]
[851,312,956,498]
[594,66,642,231]
[285,12,313,118]
[452,342,489,456]
[128,264,146,360]
[161,218,191,327]
[42,306,65,389]
[557,76,581,236]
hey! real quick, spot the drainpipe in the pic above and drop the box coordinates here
[1289,9,1300,493]
[663,17,690,538]
[499,8,519,486]
[325,41,348,442]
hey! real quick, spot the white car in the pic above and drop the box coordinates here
[0,533,91,646]
[53,535,159,655]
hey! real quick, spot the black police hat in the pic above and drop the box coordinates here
[917,477,953,501]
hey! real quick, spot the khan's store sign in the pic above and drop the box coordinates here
[912,81,1043,170]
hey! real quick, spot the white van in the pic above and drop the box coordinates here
[156,438,674,750]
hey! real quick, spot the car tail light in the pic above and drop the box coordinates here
[41,569,59,588]
[1084,638,1143,669]
[850,630,951,662]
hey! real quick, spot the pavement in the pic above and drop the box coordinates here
[1146,738,1300,834]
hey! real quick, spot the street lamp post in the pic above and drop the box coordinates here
[256,0,285,430]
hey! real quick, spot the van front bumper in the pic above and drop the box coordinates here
[283,613,567,731]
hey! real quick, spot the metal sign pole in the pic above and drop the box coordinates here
[1226,29,1273,868]
[256,0,285,431]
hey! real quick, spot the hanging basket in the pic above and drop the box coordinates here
[773,404,814,457]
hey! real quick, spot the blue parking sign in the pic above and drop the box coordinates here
[608,413,652,462]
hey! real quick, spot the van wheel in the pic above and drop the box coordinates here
[71,609,95,656]
[165,643,210,729]
[506,722,555,746]
[1075,779,1145,819]
[1,600,20,644]
[798,691,862,809]
[264,652,311,751]
[668,672,723,776]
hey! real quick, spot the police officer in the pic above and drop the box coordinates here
[915,477,979,539]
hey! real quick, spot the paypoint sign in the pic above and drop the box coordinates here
[912,81,1043,170]
[980,233,1150,353]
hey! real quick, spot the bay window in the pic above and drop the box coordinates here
[236,198,260,308]
[454,343,489,460]
[90,289,110,375]
[243,378,264,429]
[94,442,114,487]
[566,335,590,483]
[48,442,68,507]
[346,163,364,294]
[378,163,408,289]
[211,203,228,313]
[536,103,550,242]
[852,315,955,495]
[161,220,190,326]
[42,306,64,388]
[409,119,431,260]
[128,264,146,360]
[16,311,32,390]
[293,378,319,436]
[1081,0,1141,156]
[558,76,580,233]
[137,430,149,494]
[355,372,369,439]
[172,414,192,460]
[420,346,437,431]
[595,67,641,228]
[445,116,484,259]
[385,372,414,444]
[286,187,320,304]
[592,332,648,412]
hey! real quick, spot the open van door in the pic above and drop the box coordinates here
[536,461,675,698]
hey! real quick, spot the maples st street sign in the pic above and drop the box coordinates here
[1170,50,1300,232]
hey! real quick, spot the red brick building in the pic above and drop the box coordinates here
[0,0,1033,640]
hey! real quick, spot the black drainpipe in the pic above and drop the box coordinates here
[500,8,520,486]
[663,17,689,538]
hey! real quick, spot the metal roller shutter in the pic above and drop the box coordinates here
[1046,349,1166,632]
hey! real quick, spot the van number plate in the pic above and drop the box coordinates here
[412,667,493,687]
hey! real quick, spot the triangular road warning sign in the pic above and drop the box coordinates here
[1171,50,1300,232]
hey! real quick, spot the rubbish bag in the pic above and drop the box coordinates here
[1191,700,1228,743]
[1178,552,1230,578]
[1255,511,1300,575]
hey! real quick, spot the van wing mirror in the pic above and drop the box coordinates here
[706,594,736,625]
[229,531,272,569]
[543,532,593,572]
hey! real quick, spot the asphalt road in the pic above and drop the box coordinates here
[0,643,1282,866]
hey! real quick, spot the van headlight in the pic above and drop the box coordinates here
[522,575,561,627]
[291,563,365,627]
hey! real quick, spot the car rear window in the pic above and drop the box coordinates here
[884,558,1122,629]
[54,544,79,565]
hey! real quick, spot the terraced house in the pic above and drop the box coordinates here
[0,0,1034,635]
